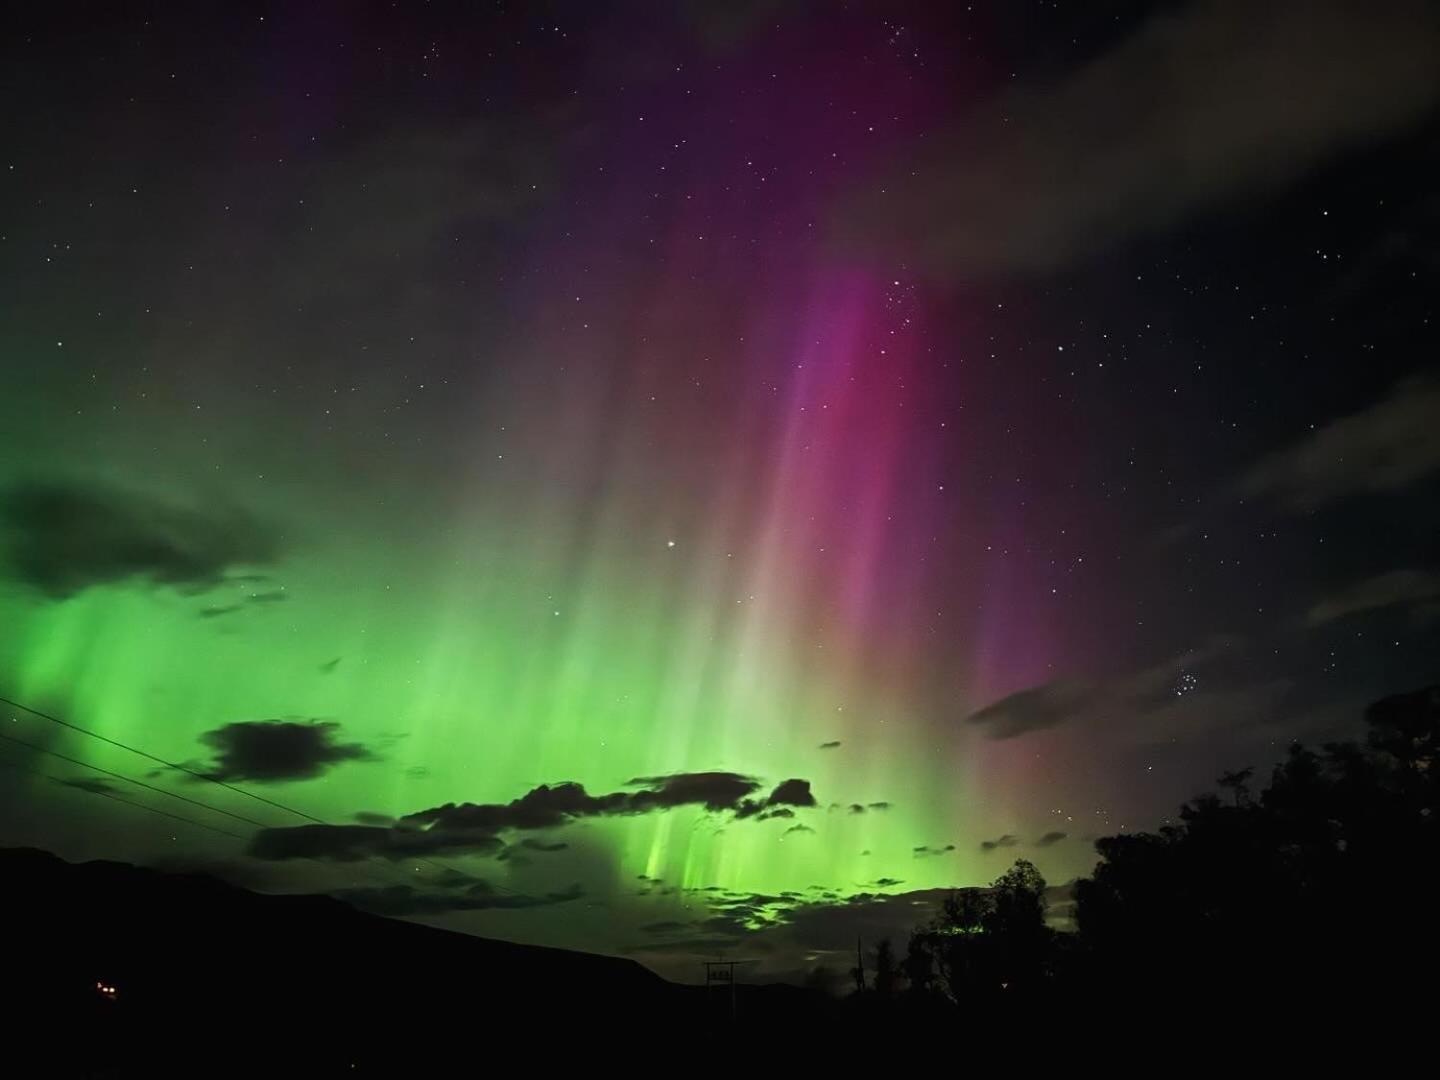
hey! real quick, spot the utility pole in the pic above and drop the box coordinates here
[853,936,866,993]
[703,960,738,1021]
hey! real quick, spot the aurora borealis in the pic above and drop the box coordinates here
[4,2,1440,982]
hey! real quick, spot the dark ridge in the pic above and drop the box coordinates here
[0,848,835,1069]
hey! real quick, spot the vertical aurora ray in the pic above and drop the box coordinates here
[0,12,1070,955]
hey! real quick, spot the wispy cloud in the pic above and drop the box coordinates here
[1306,569,1440,626]
[836,0,1440,279]
[1239,377,1440,509]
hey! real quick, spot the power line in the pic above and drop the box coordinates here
[0,693,327,824]
[0,729,272,830]
[0,755,249,842]
[0,691,529,896]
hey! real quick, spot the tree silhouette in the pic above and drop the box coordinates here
[901,930,934,996]
[899,685,1440,1022]
[1217,766,1254,806]
[872,938,897,998]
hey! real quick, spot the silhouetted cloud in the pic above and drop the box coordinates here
[319,657,342,674]
[849,801,891,814]
[818,740,842,750]
[1240,377,1440,509]
[914,844,956,858]
[784,824,814,836]
[196,590,287,619]
[252,771,823,861]
[762,778,818,809]
[0,479,278,598]
[980,834,1020,852]
[519,838,569,853]
[59,776,117,795]
[197,720,374,783]
[733,777,818,819]
[335,881,583,916]
[630,771,765,813]
[401,782,627,833]
[963,638,1265,748]
[872,878,904,888]
[1036,831,1068,847]
[757,807,795,820]
[836,0,1440,279]
[1306,569,1440,626]
[965,681,1096,740]
[409,771,804,832]
[249,823,506,862]
[353,812,395,826]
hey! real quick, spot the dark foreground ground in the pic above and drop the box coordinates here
[0,848,841,1073]
[3,836,1432,1074]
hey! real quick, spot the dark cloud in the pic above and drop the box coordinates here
[767,778,815,805]
[962,638,1274,751]
[353,812,395,827]
[872,878,904,888]
[402,781,628,833]
[818,740,842,750]
[0,479,278,598]
[980,835,1020,853]
[784,824,814,836]
[847,800,892,815]
[757,807,795,820]
[197,720,374,783]
[629,771,764,813]
[253,771,822,861]
[318,658,342,674]
[836,0,1440,280]
[734,777,818,819]
[335,882,583,917]
[1035,831,1068,847]
[249,823,505,862]
[414,867,485,890]
[247,590,288,605]
[519,838,569,853]
[1240,377,1440,509]
[407,772,813,827]
[1305,568,1440,626]
[58,776,117,795]
[913,844,956,858]
[198,605,243,619]
[965,680,1096,740]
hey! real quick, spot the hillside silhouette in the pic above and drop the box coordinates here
[0,848,840,1071]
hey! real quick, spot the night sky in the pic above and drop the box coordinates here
[3,0,1438,983]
